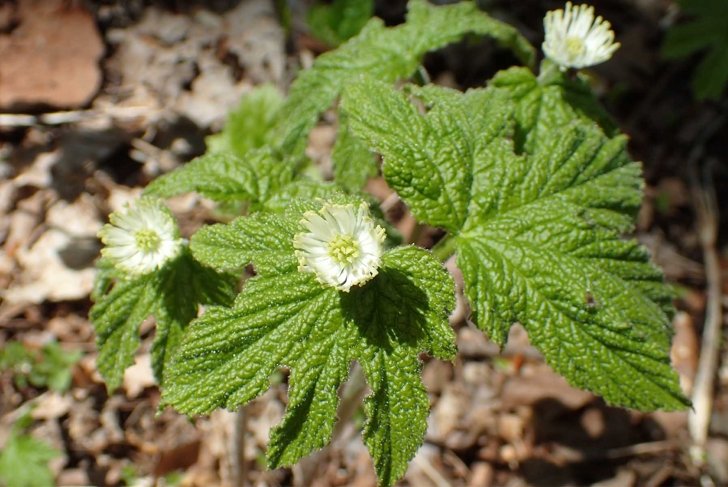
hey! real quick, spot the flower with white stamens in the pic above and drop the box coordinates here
[293,202,386,292]
[542,2,620,70]
[99,198,183,276]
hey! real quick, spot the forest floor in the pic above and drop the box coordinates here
[1,0,727,486]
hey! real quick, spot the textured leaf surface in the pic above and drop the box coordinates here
[343,246,456,485]
[205,84,285,157]
[490,66,618,152]
[164,271,342,414]
[91,275,156,391]
[345,80,686,410]
[165,202,456,486]
[343,79,512,231]
[275,0,534,155]
[151,252,236,380]
[144,149,292,204]
[333,113,377,192]
[191,211,300,275]
[90,250,234,391]
[455,127,687,410]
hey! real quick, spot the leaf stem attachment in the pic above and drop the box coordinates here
[431,234,457,262]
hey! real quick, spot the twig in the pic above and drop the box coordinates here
[379,192,401,213]
[411,452,450,487]
[0,106,158,127]
[688,162,722,466]
[231,405,248,487]
[602,440,679,460]
[685,107,726,466]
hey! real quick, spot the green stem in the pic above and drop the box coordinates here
[537,59,561,85]
[431,234,457,262]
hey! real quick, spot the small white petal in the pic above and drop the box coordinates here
[98,198,183,276]
[542,2,620,70]
[293,202,386,292]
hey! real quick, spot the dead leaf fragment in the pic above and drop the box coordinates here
[123,354,156,399]
[3,194,100,304]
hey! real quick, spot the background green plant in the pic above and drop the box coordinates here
[0,411,60,487]
[0,341,81,393]
[662,0,728,100]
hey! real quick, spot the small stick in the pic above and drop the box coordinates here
[0,106,158,127]
[684,106,726,467]
[231,405,248,487]
[688,163,722,466]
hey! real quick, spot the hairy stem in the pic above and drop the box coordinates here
[431,234,457,262]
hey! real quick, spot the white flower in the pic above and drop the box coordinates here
[293,202,386,292]
[542,2,620,70]
[99,198,183,276]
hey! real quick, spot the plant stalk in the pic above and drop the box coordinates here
[431,234,457,262]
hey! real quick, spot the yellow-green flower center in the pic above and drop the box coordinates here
[328,234,360,265]
[135,229,161,252]
[565,36,585,59]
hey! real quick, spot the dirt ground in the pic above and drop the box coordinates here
[1,0,727,486]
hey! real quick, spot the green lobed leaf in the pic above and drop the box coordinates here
[163,271,342,415]
[191,211,301,275]
[91,257,121,302]
[144,148,293,205]
[267,314,354,467]
[205,84,285,157]
[490,66,618,153]
[456,127,687,410]
[151,251,237,381]
[332,113,377,193]
[90,249,235,391]
[345,79,686,410]
[275,0,535,155]
[91,275,156,391]
[342,78,512,232]
[359,346,427,485]
[165,202,455,486]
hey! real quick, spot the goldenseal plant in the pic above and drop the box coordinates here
[91,2,689,485]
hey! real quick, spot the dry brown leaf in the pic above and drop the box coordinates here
[3,194,100,304]
[31,392,72,420]
[123,354,156,400]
